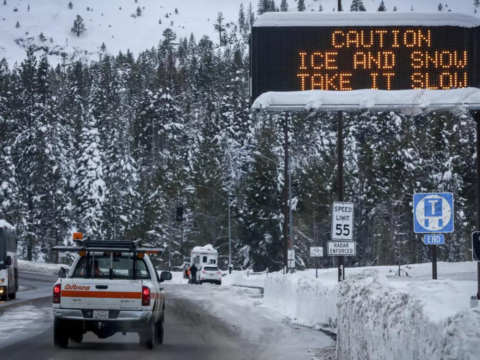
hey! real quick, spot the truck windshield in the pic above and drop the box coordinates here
[71,255,151,279]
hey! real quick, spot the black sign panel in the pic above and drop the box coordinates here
[251,26,480,102]
[473,231,480,262]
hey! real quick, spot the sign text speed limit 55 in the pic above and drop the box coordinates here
[332,202,354,241]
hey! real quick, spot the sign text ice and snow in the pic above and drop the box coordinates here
[328,241,356,256]
[413,193,454,234]
[251,13,480,102]
[332,202,354,241]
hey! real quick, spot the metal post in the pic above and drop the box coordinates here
[284,113,289,272]
[228,192,232,274]
[289,157,294,273]
[337,111,345,282]
[432,246,437,280]
[338,0,342,12]
[475,111,480,299]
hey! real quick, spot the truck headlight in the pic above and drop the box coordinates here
[0,279,5,284]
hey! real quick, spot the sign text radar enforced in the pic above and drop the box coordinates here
[332,202,354,241]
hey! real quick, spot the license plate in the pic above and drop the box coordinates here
[93,310,109,319]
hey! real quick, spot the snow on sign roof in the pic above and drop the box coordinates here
[251,88,480,114]
[0,220,14,230]
[254,13,480,28]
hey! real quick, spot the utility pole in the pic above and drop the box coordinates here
[284,113,289,272]
[337,0,345,283]
[228,192,232,274]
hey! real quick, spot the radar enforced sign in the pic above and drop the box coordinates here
[328,241,356,256]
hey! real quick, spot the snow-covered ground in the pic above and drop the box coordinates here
[257,262,480,360]
[18,259,69,276]
[1,0,479,65]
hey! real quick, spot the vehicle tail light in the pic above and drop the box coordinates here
[202,271,206,274]
[217,271,221,274]
[53,284,61,304]
[142,286,151,306]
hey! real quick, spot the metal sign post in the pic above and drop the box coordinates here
[310,247,324,279]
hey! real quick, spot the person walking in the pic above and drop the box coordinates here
[189,263,198,284]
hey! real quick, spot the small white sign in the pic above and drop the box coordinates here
[332,202,354,241]
[328,241,356,256]
[310,247,324,258]
[288,249,296,269]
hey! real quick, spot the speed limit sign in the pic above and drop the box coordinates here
[332,202,354,241]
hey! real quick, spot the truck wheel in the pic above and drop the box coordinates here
[54,319,69,349]
[8,292,16,299]
[0,293,6,301]
[140,319,155,349]
[156,314,164,345]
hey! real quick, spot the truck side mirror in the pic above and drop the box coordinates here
[160,271,172,282]
[5,256,12,266]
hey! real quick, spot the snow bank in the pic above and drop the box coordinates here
[18,260,69,277]
[252,88,480,113]
[0,220,14,229]
[254,12,480,28]
[264,273,338,329]
[337,270,480,360]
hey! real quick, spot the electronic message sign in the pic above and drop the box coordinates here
[250,14,480,103]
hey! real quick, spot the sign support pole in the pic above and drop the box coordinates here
[337,110,345,282]
[475,111,480,299]
[284,113,290,273]
[432,245,437,280]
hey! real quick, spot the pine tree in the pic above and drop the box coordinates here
[39,32,47,42]
[298,0,306,11]
[28,4,30,11]
[438,3,443,11]
[68,1,73,9]
[15,21,20,28]
[393,6,397,11]
[319,5,323,11]
[100,42,107,52]
[3,0,6,5]
[239,4,246,31]
[378,1,387,11]
[350,0,366,11]
[280,0,289,11]
[71,15,86,37]
[214,12,226,45]
[175,8,178,14]
[136,6,142,17]
[475,0,480,8]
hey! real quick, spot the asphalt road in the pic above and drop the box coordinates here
[0,271,58,308]
[0,282,334,360]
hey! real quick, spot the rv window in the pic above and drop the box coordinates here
[210,259,216,264]
[203,256,207,263]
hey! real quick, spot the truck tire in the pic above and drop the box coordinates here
[8,292,16,299]
[70,327,83,344]
[140,318,155,349]
[156,314,164,345]
[54,319,69,349]
[0,292,6,301]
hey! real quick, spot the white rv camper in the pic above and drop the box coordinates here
[190,245,218,268]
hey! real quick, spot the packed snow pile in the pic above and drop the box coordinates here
[263,273,337,329]
[337,270,480,360]
[18,260,69,276]
[252,88,480,113]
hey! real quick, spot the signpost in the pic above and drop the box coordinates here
[328,242,356,256]
[310,247,324,279]
[472,232,480,262]
[288,249,295,271]
[413,193,454,280]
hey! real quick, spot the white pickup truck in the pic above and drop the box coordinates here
[52,238,171,349]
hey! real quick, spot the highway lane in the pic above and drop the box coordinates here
[0,271,58,308]
[0,283,334,360]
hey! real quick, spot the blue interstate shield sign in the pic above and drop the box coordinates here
[423,234,445,245]
[413,193,454,234]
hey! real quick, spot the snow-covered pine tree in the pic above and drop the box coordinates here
[319,5,323,11]
[475,0,480,8]
[393,6,397,11]
[214,12,226,45]
[68,2,73,9]
[71,15,86,37]
[378,1,386,11]
[137,6,142,17]
[15,21,20,28]
[280,0,289,11]
[298,0,306,11]
[239,4,246,32]
[438,3,443,11]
